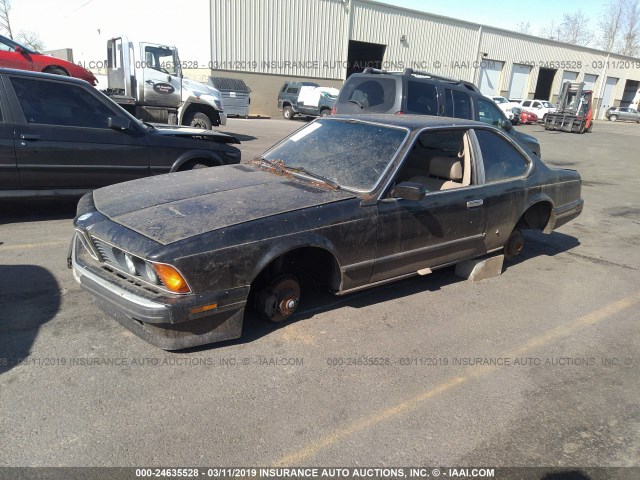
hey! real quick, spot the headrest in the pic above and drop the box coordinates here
[430,156,463,181]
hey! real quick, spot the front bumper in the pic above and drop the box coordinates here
[71,233,247,350]
[219,111,227,126]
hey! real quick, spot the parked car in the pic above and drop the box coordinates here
[0,34,97,85]
[278,81,338,119]
[70,115,583,350]
[0,69,241,199]
[605,107,640,122]
[489,96,522,124]
[335,68,540,156]
[520,110,539,125]
[518,99,556,122]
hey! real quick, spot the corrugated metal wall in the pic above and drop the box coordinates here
[351,1,479,81]
[211,0,348,79]
[479,27,637,103]
[210,0,640,111]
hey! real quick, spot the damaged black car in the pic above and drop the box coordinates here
[0,69,240,199]
[70,115,583,349]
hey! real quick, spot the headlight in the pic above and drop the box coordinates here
[124,253,138,275]
[214,99,223,110]
[144,263,159,284]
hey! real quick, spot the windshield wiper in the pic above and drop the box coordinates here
[253,158,340,190]
[254,157,288,174]
[284,165,340,189]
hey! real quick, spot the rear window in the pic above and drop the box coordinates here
[337,77,397,114]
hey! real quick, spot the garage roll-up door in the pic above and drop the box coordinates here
[508,64,531,99]
[479,60,504,96]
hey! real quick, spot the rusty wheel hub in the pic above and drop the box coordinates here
[259,276,301,323]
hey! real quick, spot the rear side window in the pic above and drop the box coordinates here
[475,129,529,182]
[337,77,397,113]
[443,88,473,119]
[10,77,116,128]
[286,87,299,94]
[406,81,437,115]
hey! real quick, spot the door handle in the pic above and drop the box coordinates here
[145,80,155,85]
[20,134,40,141]
[466,199,483,208]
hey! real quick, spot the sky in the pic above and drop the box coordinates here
[8,0,607,65]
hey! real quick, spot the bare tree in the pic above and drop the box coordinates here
[559,10,593,45]
[620,0,640,56]
[16,31,44,51]
[0,0,13,39]
[517,21,532,35]
[598,0,625,51]
[540,21,563,41]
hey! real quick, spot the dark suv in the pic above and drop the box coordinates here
[0,68,241,199]
[278,81,337,119]
[335,68,540,156]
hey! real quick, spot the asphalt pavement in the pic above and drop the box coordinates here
[1,118,639,473]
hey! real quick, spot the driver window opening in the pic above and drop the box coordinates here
[391,129,472,194]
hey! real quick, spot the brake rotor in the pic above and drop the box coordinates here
[262,275,301,323]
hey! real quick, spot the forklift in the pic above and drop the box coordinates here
[544,81,594,134]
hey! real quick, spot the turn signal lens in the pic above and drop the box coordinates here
[153,263,190,294]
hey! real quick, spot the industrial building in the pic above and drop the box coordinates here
[198,0,640,118]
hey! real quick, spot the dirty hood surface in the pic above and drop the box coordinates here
[93,165,355,245]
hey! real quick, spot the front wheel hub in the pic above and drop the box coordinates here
[259,276,301,323]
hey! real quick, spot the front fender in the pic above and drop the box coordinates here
[170,150,223,172]
[249,233,343,285]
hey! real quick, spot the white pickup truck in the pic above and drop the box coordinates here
[489,96,522,124]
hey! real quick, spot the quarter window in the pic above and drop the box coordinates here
[11,77,118,128]
[286,87,299,94]
[475,129,529,182]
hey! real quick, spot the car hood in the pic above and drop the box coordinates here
[149,124,239,144]
[92,165,355,245]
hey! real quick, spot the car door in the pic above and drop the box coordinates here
[471,128,532,253]
[0,77,19,189]
[139,43,182,108]
[5,75,149,189]
[372,128,486,282]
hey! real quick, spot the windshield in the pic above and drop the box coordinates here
[493,97,508,104]
[262,119,409,191]
[541,101,554,108]
[1,35,37,54]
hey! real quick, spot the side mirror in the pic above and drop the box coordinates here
[108,117,131,131]
[502,119,513,131]
[15,45,25,54]
[392,182,426,201]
